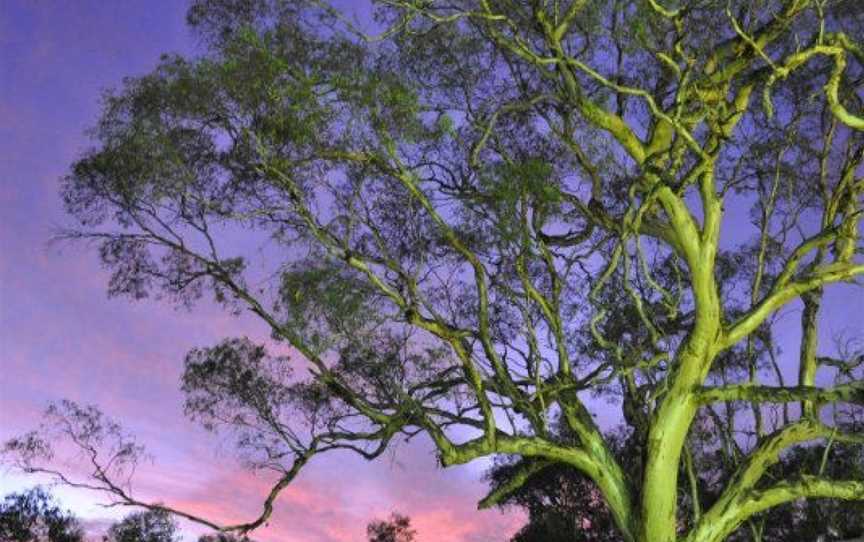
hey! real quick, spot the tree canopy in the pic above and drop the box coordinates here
[366,512,417,542]
[4,1,864,542]
[0,488,84,542]
[105,510,180,542]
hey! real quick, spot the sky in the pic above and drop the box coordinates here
[1,2,862,542]
[0,2,525,541]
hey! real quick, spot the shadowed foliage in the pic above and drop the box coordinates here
[366,512,417,542]
[0,488,84,542]
[105,510,180,542]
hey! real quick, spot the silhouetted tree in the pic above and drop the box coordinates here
[198,534,255,542]
[367,513,416,542]
[105,510,179,542]
[486,423,625,542]
[3,1,864,542]
[0,487,83,542]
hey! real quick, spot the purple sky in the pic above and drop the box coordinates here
[0,2,524,540]
[1,2,861,542]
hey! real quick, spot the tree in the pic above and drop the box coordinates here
[105,510,179,542]
[0,487,84,542]
[197,534,255,542]
[3,1,864,542]
[488,417,864,541]
[366,513,417,542]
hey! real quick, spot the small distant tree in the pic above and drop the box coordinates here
[366,513,416,542]
[105,510,179,542]
[198,533,255,542]
[0,487,83,542]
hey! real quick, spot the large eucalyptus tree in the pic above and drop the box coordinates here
[4,1,864,541]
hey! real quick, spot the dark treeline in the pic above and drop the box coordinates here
[4,479,862,542]
[0,487,414,542]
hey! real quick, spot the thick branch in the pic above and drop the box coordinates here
[477,459,551,510]
[721,262,864,350]
[689,475,864,542]
[698,382,864,406]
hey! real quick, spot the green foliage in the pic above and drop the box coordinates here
[435,113,455,137]
[477,158,560,242]
[276,261,375,352]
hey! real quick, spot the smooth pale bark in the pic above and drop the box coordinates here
[642,242,723,540]
[687,476,864,542]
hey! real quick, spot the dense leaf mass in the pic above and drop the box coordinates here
[0,488,84,542]
[106,510,181,542]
